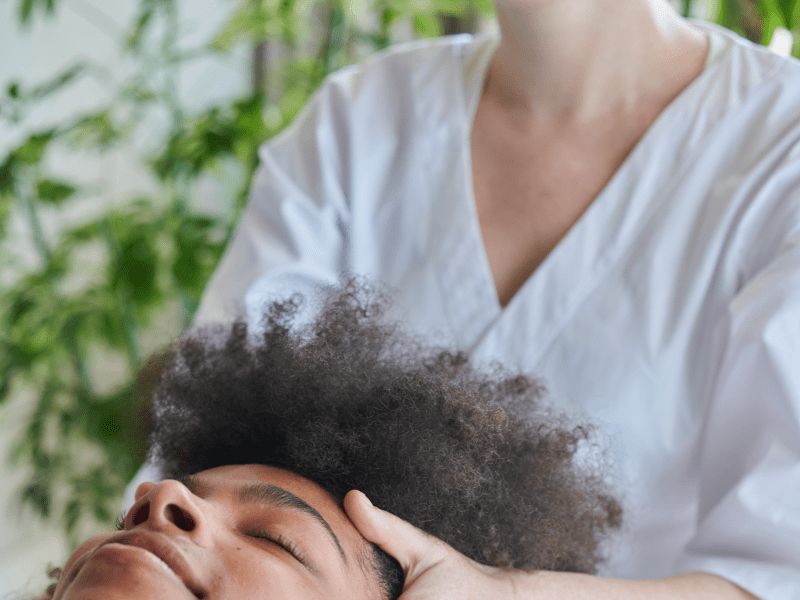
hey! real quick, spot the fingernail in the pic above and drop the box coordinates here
[362,493,373,507]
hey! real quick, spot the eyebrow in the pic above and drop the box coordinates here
[178,474,347,563]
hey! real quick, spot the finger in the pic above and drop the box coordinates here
[344,490,446,573]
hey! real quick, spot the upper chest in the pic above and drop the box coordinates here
[469,100,662,305]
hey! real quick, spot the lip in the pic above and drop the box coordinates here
[88,531,208,599]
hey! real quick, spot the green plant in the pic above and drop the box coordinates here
[0,0,488,546]
[715,0,800,49]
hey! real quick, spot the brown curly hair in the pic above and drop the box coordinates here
[148,279,621,599]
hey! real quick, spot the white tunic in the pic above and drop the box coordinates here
[196,20,800,599]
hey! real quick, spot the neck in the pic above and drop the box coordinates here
[488,0,708,123]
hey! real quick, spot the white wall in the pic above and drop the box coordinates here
[0,0,248,596]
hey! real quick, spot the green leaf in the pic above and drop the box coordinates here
[0,199,10,238]
[85,398,127,443]
[211,1,292,51]
[125,7,155,50]
[0,355,13,404]
[777,0,800,27]
[37,179,76,204]
[28,63,87,102]
[0,154,15,196]
[412,13,442,38]
[6,294,37,328]
[14,131,56,164]
[152,102,264,179]
[20,0,35,23]
[94,503,111,523]
[119,80,159,105]
[18,0,58,25]
[717,0,744,34]
[111,228,161,307]
[172,215,225,292]
[64,499,81,534]
[761,0,788,44]
[21,480,51,518]
[68,112,120,150]
[8,437,31,465]
[63,221,101,244]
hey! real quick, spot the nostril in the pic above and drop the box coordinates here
[167,503,196,532]
[131,503,150,526]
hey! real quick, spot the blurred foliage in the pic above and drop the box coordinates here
[715,0,800,48]
[1,0,489,546]
[2,0,798,546]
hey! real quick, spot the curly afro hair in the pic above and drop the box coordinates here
[149,279,621,598]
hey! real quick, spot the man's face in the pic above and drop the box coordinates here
[52,464,383,600]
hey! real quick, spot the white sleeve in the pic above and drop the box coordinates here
[193,76,354,326]
[676,228,800,599]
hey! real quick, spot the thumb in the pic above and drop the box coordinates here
[344,490,446,576]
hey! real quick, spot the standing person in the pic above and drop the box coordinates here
[189,0,800,598]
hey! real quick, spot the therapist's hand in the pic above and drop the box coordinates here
[344,490,761,600]
[343,490,519,600]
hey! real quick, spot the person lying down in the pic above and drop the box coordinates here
[45,281,621,600]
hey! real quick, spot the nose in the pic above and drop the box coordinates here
[125,480,211,545]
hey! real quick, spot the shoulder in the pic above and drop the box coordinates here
[305,32,496,131]
[324,33,491,94]
[670,21,800,175]
[684,23,800,278]
[690,20,800,113]
[261,33,496,164]
[291,33,498,122]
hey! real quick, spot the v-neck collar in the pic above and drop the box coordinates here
[431,24,725,361]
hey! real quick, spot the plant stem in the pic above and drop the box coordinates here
[119,287,141,369]
[67,334,96,399]
[162,0,184,129]
[100,218,140,370]
[317,5,345,82]
[22,185,52,264]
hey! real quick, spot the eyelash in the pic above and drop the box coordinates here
[115,510,307,568]
[250,531,309,566]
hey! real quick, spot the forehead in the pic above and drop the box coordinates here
[198,464,340,511]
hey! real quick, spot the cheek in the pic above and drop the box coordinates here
[220,546,321,600]
[53,532,118,599]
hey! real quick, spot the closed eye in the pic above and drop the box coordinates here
[248,531,310,568]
